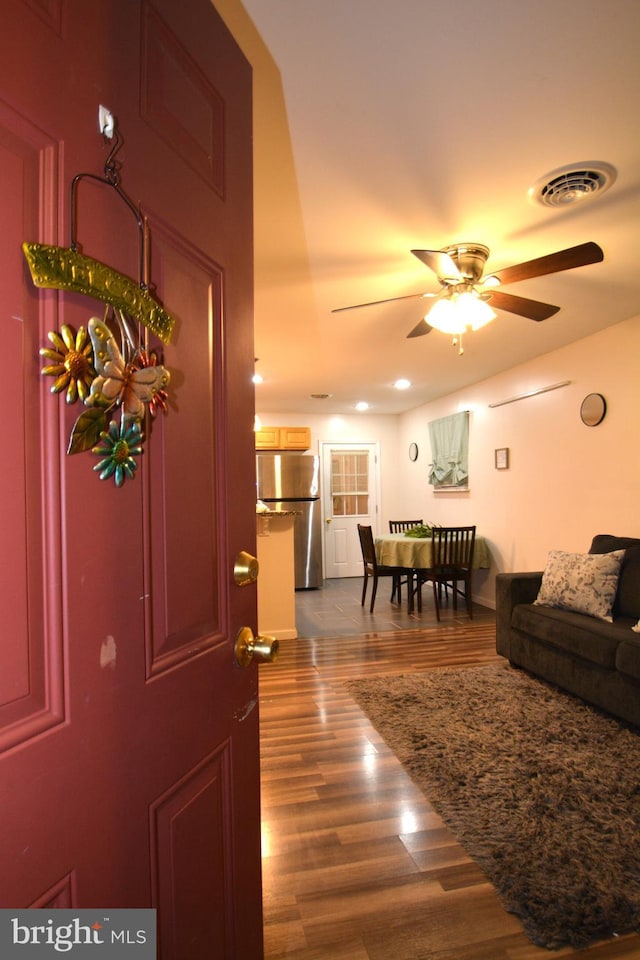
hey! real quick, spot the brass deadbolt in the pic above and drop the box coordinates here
[234,550,259,587]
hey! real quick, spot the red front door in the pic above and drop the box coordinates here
[0,1,262,956]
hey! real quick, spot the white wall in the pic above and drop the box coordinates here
[257,315,640,608]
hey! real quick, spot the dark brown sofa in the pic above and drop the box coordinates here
[496,535,640,728]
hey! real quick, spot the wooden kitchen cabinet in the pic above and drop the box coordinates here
[254,425,280,449]
[278,426,311,449]
[255,426,311,451]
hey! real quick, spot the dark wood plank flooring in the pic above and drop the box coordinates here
[259,577,640,959]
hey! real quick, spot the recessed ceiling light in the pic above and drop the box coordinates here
[355,401,369,412]
[252,373,263,384]
[394,378,411,390]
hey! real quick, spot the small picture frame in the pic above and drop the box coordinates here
[495,447,509,470]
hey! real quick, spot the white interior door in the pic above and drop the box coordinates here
[321,442,380,578]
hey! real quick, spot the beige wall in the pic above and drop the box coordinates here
[397,315,640,605]
[257,315,640,607]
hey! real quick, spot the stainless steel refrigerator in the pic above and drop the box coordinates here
[256,453,322,589]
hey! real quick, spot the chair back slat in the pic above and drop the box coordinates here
[389,519,423,533]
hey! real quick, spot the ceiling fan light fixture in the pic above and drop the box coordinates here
[427,292,496,335]
[458,293,496,330]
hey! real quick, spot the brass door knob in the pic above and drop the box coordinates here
[235,626,279,668]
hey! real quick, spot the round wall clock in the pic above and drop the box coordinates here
[580,393,606,427]
[408,442,419,461]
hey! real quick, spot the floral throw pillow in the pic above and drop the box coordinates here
[534,549,625,622]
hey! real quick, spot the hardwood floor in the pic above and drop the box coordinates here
[259,578,640,959]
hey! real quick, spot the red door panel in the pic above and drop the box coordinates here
[145,223,224,670]
[0,2,262,957]
[0,107,63,752]
[150,750,233,955]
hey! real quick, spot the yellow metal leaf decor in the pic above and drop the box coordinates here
[67,408,108,456]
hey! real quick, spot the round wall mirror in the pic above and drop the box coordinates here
[580,393,606,427]
[408,442,419,461]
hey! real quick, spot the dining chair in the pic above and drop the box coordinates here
[415,525,476,621]
[387,520,422,600]
[357,524,412,613]
[388,519,423,532]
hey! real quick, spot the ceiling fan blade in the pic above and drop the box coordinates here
[411,249,462,282]
[331,291,434,313]
[406,317,433,339]
[491,242,603,285]
[487,290,560,321]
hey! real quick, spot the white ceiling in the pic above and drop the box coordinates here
[222,0,640,415]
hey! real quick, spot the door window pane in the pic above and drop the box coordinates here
[330,450,369,516]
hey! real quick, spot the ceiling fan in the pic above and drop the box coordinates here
[332,241,604,340]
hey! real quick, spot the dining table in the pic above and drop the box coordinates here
[374,532,491,611]
[375,532,491,570]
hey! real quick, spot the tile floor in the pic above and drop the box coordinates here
[294,575,495,638]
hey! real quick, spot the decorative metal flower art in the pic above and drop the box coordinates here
[40,309,170,487]
[92,418,144,487]
[39,324,96,403]
[26,135,176,488]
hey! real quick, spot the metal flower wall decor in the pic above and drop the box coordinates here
[40,309,170,486]
[25,121,176,487]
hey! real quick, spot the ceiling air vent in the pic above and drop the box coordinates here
[529,162,616,208]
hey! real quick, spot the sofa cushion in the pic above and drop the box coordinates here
[534,549,624,622]
[616,637,640,683]
[512,604,624,668]
[589,535,640,620]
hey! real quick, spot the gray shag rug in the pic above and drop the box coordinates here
[344,663,640,950]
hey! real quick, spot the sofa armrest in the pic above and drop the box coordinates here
[495,571,543,658]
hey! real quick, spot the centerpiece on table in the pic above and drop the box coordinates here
[404,523,439,538]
